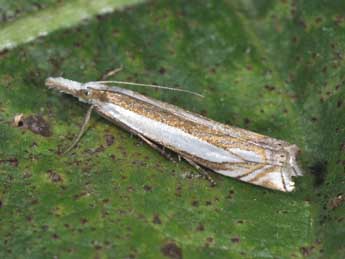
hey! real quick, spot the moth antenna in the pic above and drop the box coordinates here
[93,80,204,98]
[101,66,123,80]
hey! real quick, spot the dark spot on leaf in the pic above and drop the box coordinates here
[153,214,162,224]
[80,218,88,224]
[300,246,314,256]
[161,242,182,259]
[175,185,182,197]
[47,170,63,183]
[88,145,105,154]
[52,233,59,240]
[327,194,344,210]
[200,110,208,116]
[159,67,166,74]
[205,200,212,206]
[0,200,2,208]
[309,161,327,186]
[337,100,342,108]
[0,49,9,59]
[244,118,250,125]
[315,17,322,24]
[311,117,318,122]
[23,171,32,178]
[205,237,213,245]
[231,237,240,243]
[31,199,38,205]
[191,200,199,207]
[143,185,152,192]
[264,85,275,91]
[209,67,216,74]
[340,143,345,152]
[298,19,307,29]
[0,158,18,167]
[196,223,204,231]
[227,190,235,199]
[105,134,115,146]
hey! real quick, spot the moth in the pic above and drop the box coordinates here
[46,77,303,192]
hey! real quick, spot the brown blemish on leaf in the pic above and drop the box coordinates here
[94,245,102,250]
[227,190,235,199]
[337,100,342,108]
[315,17,323,24]
[143,185,152,192]
[243,118,250,126]
[311,117,318,123]
[26,215,33,222]
[191,200,199,207]
[159,67,166,75]
[47,170,63,183]
[13,114,51,137]
[153,214,162,224]
[204,237,214,247]
[0,49,9,59]
[309,161,327,186]
[102,198,110,203]
[196,223,204,231]
[300,246,315,257]
[105,134,115,146]
[80,218,88,225]
[205,200,212,206]
[264,85,275,91]
[231,237,240,243]
[340,143,345,152]
[175,185,182,197]
[0,158,18,167]
[161,242,182,259]
[327,194,344,210]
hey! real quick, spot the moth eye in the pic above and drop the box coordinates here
[82,90,91,96]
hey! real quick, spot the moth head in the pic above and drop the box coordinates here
[46,77,107,104]
[46,77,88,99]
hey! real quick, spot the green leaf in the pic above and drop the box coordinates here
[0,1,344,258]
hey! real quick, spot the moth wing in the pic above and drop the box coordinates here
[212,163,296,192]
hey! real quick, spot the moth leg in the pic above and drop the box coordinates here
[182,156,216,186]
[136,133,176,163]
[63,105,95,154]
